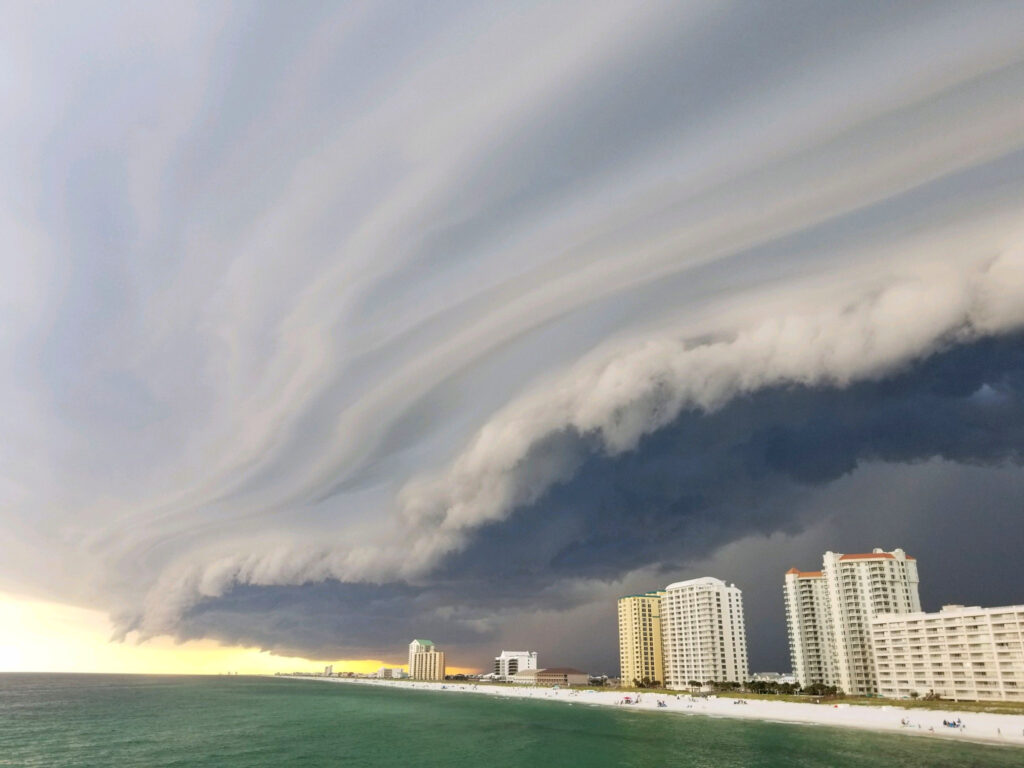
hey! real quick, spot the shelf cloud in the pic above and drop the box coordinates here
[3,1,1024,669]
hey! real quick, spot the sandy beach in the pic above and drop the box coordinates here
[285,676,1024,748]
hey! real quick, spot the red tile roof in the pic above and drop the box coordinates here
[797,571,822,577]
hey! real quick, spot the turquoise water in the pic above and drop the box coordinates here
[0,674,1019,767]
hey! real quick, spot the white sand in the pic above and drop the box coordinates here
[285,675,1024,748]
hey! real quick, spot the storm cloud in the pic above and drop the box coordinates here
[2,1,1024,671]
[172,331,1024,670]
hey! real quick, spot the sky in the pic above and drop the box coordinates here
[2,1,1024,675]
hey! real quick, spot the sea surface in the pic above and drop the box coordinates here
[0,674,1019,767]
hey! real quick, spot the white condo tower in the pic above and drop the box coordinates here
[661,577,749,688]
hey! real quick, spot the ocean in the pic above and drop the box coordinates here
[0,674,1018,767]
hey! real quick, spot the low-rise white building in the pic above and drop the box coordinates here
[511,668,588,686]
[750,672,798,685]
[871,604,1024,702]
[493,650,538,680]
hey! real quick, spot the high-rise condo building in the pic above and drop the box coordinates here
[661,578,749,688]
[784,548,920,695]
[408,639,446,681]
[783,569,837,687]
[493,650,538,679]
[872,604,1024,702]
[617,591,665,685]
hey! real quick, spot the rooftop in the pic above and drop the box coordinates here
[619,591,665,600]
[665,576,733,591]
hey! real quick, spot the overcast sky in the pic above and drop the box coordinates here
[3,1,1024,674]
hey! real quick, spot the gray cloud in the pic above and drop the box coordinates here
[168,332,1024,671]
[1,2,1024,666]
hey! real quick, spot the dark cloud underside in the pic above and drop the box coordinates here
[182,332,1024,669]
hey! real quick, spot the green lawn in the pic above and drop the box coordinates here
[716,692,1024,715]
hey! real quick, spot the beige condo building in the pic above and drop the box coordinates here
[618,591,665,685]
[408,638,446,681]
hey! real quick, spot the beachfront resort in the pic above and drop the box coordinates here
[305,546,1023,706]
[280,546,1024,748]
[613,547,1023,703]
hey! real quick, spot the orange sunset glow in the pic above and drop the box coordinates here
[0,593,475,676]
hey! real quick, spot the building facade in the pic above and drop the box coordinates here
[511,668,589,686]
[493,650,538,680]
[783,569,837,687]
[617,591,665,685]
[661,578,749,688]
[824,548,920,696]
[872,604,1024,702]
[784,548,920,695]
[408,639,446,681]
[750,672,798,685]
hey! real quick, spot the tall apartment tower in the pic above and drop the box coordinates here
[661,578,749,688]
[617,591,665,685]
[784,548,920,695]
[783,569,837,687]
[408,639,446,681]
[824,548,920,696]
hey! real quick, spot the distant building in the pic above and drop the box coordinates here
[324,665,333,677]
[872,604,1024,702]
[409,639,434,671]
[408,639,446,681]
[785,548,920,695]
[376,667,407,679]
[618,591,665,685]
[661,577,749,688]
[750,672,797,685]
[493,650,538,680]
[511,668,589,686]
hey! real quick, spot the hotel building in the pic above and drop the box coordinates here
[661,578,749,688]
[617,591,665,685]
[872,604,1024,702]
[493,650,538,680]
[784,548,920,695]
[408,639,446,681]
[783,569,837,687]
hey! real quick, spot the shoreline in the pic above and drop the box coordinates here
[280,675,1024,748]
